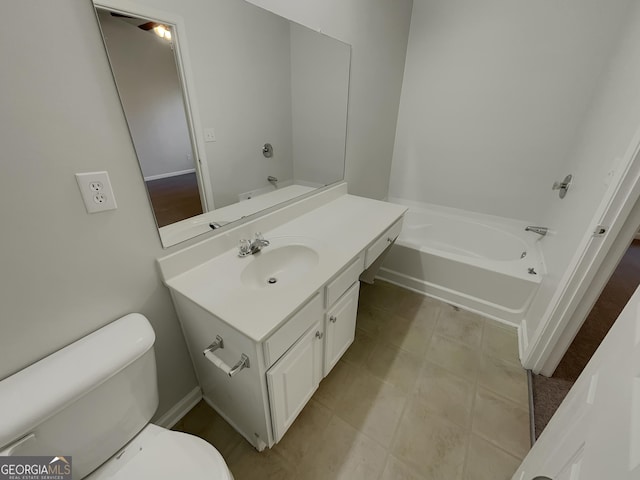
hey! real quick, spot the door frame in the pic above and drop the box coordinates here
[522,124,640,374]
[93,0,215,212]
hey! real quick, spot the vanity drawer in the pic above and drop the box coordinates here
[325,254,364,308]
[364,217,403,269]
[264,292,323,368]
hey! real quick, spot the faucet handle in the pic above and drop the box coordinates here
[238,238,252,257]
[254,232,270,246]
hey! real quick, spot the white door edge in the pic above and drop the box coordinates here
[522,123,640,373]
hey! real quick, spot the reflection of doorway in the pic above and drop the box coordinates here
[96,8,206,225]
[532,237,640,437]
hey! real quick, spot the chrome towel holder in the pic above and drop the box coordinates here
[203,335,250,377]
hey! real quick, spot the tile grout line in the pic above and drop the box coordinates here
[182,282,528,480]
[527,369,536,447]
[474,356,530,410]
[470,390,529,462]
[473,320,527,456]
[326,358,406,463]
[386,355,426,452]
[372,295,444,479]
[289,411,335,478]
[352,284,529,476]
[460,318,486,480]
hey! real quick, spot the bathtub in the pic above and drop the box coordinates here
[379,199,545,326]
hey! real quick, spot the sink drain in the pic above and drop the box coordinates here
[268,277,277,284]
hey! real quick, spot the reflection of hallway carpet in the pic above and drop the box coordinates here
[146,172,203,228]
[531,239,640,439]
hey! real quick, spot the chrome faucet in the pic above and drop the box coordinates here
[525,226,548,237]
[238,232,270,257]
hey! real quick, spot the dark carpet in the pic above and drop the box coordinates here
[531,239,640,439]
[531,375,573,438]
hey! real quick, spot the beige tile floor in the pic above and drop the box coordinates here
[173,280,530,480]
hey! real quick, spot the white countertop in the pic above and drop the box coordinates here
[164,194,407,342]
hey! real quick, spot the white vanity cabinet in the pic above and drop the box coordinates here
[364,217,403,268]
[171,257,364,451]
[324,282,359,375]
[322,255,363,376]
[266,257,362,443]
[158,187,407,452]
[267,320,324,443]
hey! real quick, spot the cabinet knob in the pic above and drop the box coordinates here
[329,315,337,323]
[315,331,324,340]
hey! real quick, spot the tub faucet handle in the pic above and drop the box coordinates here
[552,174,572,199]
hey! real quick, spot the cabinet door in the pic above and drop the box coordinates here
[266,321,324,443]
[324,282,359,376]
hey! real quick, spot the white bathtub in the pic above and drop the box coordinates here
[379,199,545,326]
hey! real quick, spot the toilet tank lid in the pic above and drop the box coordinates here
[0,313,155,449]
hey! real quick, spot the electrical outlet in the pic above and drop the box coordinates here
[75,171,117,213]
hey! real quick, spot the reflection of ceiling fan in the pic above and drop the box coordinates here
[109,12,171,39]
[109,12,159,32]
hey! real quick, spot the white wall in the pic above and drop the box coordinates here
[389,0,631,221]
[245,0,413,200]
[125,0,297,208]
[98,11,195,179]
[180,0,295,208]
[99,0,412,205]
[290,23,350,187]
[524,0,640,346]
[0,1,197,417]
[0,0,411,420]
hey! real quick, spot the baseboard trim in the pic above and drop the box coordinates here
[144,169,196,182]
[518,319,529,361]
[202,395,268,451]
[154,386,202,429]
[376,270,519,329]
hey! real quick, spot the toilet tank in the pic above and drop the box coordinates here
[0,314,159,479]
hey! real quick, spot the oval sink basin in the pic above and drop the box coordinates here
[240,244,319,288]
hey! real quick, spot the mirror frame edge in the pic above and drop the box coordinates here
[92,0,215,230]
[93,0,352,250]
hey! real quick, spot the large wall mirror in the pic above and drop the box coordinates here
[94,0,351,247]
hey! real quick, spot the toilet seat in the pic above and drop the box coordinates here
[87,424,233,479]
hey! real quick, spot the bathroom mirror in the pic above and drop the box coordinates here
[94,0,351,247]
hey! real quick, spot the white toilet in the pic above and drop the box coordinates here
[0,313,233,479]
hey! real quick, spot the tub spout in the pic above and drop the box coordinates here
[525,226,548,236]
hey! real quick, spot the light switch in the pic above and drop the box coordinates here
[204,128,216,142]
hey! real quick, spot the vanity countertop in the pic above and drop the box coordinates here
[160,185,317,246]
[164,193,406,342]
